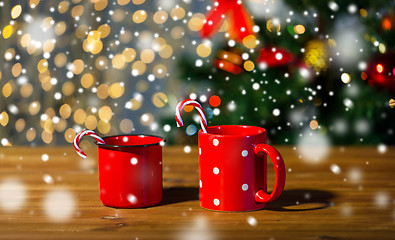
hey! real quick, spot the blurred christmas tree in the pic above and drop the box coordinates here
[162,0,395,145]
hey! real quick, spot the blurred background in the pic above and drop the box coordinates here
[0,0,394,150]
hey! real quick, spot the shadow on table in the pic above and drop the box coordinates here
[160,188,334,212]
[265,189,335,212]
[160,187,199,206]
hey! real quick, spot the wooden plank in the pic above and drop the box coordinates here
[0,146,393,239]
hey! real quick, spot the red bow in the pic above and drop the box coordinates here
[200,0,255,42]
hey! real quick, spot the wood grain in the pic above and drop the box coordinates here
[0,146,394,239]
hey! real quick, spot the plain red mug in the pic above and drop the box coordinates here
[94,134,164,208]
[198,125,286,211]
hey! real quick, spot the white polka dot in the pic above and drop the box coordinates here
[213,139,219,146]
[241,150,248,157]
[242,184,248,191]
[130,157,138,165]
[213,199,220,206]
[213,167,219,175]
[199,148,201,155]
[199,180,202,188]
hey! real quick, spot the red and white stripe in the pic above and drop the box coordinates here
[74,130,105,158]
[175,99,208,133]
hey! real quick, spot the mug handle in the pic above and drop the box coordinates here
[254,144,286,203]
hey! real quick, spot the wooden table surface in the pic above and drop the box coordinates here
[0,145,394,239]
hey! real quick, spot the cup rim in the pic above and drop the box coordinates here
[199,125,266,137]
[95,134,165,148]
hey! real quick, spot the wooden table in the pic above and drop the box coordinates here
[0,146,394,239]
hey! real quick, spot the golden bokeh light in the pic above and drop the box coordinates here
[133,10,147,23]
[76,25,88,39]
[98,24,111,38]
[188,13,205,31]
[85,115,98,130]
[99,106,112,121]
[71,59,85,75]
[120,119,134,133]
[109,82,125,99]
[3,25,14,39]
[15,118,26,133]
[132,0,145,5]
[41,17,54,30]
[0,111,9,126]
[97,84,109,99]
[266,19,281,32]
[310,120,319,130]
[54,119,67,133]
[58,1,69,14]
[159,45,173,59]
[55,21,67,36]
[112,9,126,22]
[42,130,53,144]
[30,0,40,8]
[74,108,87,124]
[26,128,37,142]
[43,39,55,53]
[152,37,166,51]
[59,104,72,119]
[112,54,126,69]
[126,96,143,111]
[131,61,147,76]
[119,30,133,43]
[196,43,212,58]
[153,10,168,24]
[11,5,22,19]
[2,82,13,98]
[117,0,130,5]
[153,64,167,78]
[244,60,255,71]
[294,25,306,34]
[71,5,84,18]
[95,56,108,70]
[140,49,155,63]
[171,26,185,39]
[28,101,41,115]
[20,83,33,98]
[12,63,22,77]
[170,6,185,20]
[152,92,168,108]
[98,120,111,134]
[37,59,49,73]
[81,73,94,88]
[94,0,108,11]
[54,53,67,68]
[64,128,76,143]
[62,81,75,96]
[243,35,258,49]
[20,34,31,47]
[123,48,136,62]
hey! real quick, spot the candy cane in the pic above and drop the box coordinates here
[74,130,105,158]
[175,99,208,133]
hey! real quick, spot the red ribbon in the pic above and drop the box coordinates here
[200,0,255,42]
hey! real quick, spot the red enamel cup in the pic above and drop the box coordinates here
[95,135,164,208]
[198,125,286,212]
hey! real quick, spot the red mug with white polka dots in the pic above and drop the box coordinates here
[198,125,286,211]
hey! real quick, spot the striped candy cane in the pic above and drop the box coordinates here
[74,130,105,158]
[175,99,208,133]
